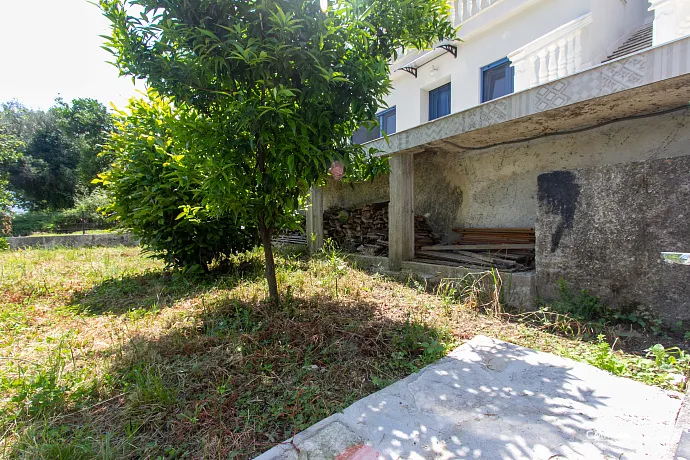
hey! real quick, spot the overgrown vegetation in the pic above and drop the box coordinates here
[519,280,668,339]
[0,247,687,458]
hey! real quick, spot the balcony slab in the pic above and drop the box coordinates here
[369,36,690,156]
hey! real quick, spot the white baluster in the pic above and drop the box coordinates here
[573,29,583,72]
[468,0,476,17]
[458,0,466,22]
[529,54,539,87]
[566,35,576,74]
[547,43,558,81]
[556,38,567,78]
[537,49,548,84]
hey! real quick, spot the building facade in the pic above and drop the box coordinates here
[307,0,690,320]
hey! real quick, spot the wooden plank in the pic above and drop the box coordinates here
[421,244,535,251]
[416,250,494,266]
[484,251,526,260]
[414,256,519,272]
[413,257,488,270]
[453,227,534,233]
[452,250,517,266]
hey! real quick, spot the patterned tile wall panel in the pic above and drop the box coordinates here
[370,37,690,156]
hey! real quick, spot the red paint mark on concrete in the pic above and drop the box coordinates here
[336,444,381,460]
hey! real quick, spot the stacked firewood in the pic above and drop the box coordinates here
[415,228,535,272]
[324,203,389,255]
[323,203,440,256]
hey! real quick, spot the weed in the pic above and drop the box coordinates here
[586,335,628,375]
[533,280,668,339]
[4,335,96,420]
[317,239,348,298]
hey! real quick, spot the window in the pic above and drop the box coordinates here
[351,107,396,144]
[481,58,514,103]
[429,83,451,121]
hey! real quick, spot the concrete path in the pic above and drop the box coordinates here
[256,336,683,460]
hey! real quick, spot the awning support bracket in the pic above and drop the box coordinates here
[436,44,458,59]
[399,66,418,78]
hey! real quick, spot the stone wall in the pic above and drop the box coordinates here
[323,109,690,242]
[535,155,690,324]
[7,233,138,250]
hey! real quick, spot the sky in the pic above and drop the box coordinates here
[0,0,142,111]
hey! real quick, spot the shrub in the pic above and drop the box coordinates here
[97,93,258,271]
[9,192,114,236]
[52,190,112,232]
[10,212,56,236]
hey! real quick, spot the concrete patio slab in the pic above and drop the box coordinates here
[256,336,683,460]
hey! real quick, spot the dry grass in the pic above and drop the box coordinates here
[0,246,686,459]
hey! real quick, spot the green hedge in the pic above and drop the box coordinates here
[10,211,112,236]
[10,192,114,236]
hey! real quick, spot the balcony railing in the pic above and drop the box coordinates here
[508,13,593,91]
[649,0,690,46]
[454,0,503,24]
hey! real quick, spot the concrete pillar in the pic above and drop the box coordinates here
[389,152,414,269]
[306,186,324,254]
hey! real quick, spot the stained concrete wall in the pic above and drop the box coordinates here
[535,155,690,324]
[324,109,690,242]
[323,175,390,210]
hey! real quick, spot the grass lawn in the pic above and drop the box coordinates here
[0,246,687,459]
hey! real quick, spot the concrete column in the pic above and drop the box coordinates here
[389,152,414,270]
[306,186,323,254]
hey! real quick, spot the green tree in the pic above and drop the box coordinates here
[100,0,454,301]
[0,99,114,210]
[0,101,49,142]
[11,118,79,210]
[53,98,115,189]
[0,132,23,234]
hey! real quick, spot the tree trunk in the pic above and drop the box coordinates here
[259,219,279,303]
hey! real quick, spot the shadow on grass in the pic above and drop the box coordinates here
[68,257,266,315]
[7,291,455,459]
[6,284,630,460]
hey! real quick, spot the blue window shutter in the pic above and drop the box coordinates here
[429,83,451,121]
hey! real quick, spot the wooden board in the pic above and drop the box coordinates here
[421,244,535,251]
[414,255,520,272]
[451,250,518,266]
[453,227,534,233]
[416,250,493,266]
